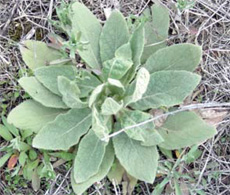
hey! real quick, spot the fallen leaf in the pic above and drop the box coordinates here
[156,173,163,177]
[150,109,167,128]
[175,150,181,158]
[7,154,18,170]
[196,109,228,127]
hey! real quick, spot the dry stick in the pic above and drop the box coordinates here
[53,168,71,195]
[0,0,20,36]
[102,102,230,141]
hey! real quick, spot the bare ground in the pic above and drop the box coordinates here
[0,0,230,194]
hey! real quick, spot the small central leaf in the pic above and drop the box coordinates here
[102,43,133,80]
[101,97,123,115]
[125,67,150,105]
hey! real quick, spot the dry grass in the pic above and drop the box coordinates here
[0,0,230,194]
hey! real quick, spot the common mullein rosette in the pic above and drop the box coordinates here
[7,2,217,194]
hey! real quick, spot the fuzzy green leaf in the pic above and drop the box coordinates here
[158,111,217,150]
[92,106,110,140]
[33,108,92,150]
[141,130,164,147]
[120,109,153,142]
[71,2,102,69]
[35,65,77,96]
[141,3,169,63]
[103,58,133,80]
[113,129,159,183]
[144,44,202,73]
[119,109,163,146]
[115,42,132,60]
[102,43,133,80]
[57,76,88,108]
[19,77,68,109]
[125,67,150,105]
[130,24,145,67]
[122,24,145,84]
[73,130,108,183]
[71,142,114,195]
[101,98,123,116]
[132,71,201,110]
[89,84,105,107]
[76,70,101,98]
[100,11,129,63]
[7,100,66,133]
[20,40,64,70]
[107,78,125,94]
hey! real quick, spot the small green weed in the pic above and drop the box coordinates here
[176,0,196,12]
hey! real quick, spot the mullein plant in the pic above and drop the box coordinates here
[7,2,216,194]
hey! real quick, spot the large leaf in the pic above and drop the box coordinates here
[100,11,129,63]
[101,97,123,116]
[141,3,169,63]
[35,65,77,96]
[71,142,114,195]
[57,76,88,108]
[102,43,133,80]
[19,77,68,109]
[76,70,101,98]
[119,109,163,146]
[32,108,92,150]
[20,40,64,70]
[71,2,102,69]
[7,100,66,133]
[144,44,202,73]
[158,111,217,150]
[132,71,201,110]
[113,129,159,183]
[125,67,150,105]
[73,130,107,183]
